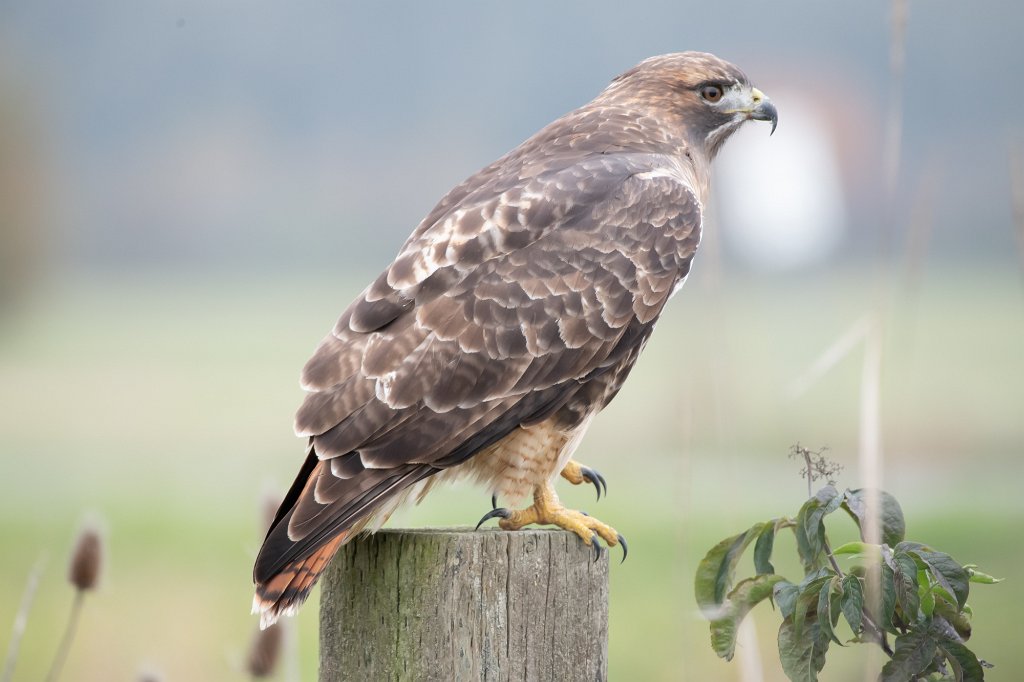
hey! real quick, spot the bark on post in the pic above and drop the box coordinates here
[319,528,609,681]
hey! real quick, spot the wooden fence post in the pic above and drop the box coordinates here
[319,528,609,681]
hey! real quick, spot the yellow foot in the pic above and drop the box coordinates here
[559,460,608,500]
[476,482,627,561]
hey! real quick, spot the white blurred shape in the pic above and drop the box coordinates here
[714,95,846,270]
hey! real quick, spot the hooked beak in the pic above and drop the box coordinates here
[748,87,778,135]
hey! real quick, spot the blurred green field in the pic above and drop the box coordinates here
[0,264,1021,681]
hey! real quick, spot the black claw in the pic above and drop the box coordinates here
[475,507,510,530]
[491,494,497,510]
[591,532,602,562]
[617,533,628,563]
[580,466,607,501]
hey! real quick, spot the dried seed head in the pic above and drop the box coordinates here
[246,622,283,678]
[68,524,103,592]
[789,444,843,486]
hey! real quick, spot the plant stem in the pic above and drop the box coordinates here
[45,590,84,682]
[801,447,894,657]
[1,556,46,682]
[821,535,893,657]
[802,447,814,498]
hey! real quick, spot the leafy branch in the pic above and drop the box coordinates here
[695,446,1000,682]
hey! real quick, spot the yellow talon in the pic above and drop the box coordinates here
[560,460,588,485]
[497,482,621,551]
[559,460,607,499]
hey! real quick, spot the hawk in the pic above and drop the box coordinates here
[254,51,777,627]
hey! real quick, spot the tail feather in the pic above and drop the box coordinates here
[252,531,348,629]
[251,449,438,628]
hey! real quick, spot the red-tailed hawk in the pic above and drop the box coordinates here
[254,51,777,627]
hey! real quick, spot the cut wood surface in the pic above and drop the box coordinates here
[319,528,609,681]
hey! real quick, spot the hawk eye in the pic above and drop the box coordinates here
[700,84,724,103]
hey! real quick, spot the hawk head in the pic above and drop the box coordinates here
[601,51,778,159]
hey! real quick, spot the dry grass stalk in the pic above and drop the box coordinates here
[858,316,884,543]
[736,617,764,682]
[859,317,885,682]
[261,489,283,537]
[901,162,941,295]
[883,0,909,200]
[254,490,298,681]
[1,555,46,682]
[1010,142,1024,282]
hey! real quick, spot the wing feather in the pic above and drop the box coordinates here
[256,154,704,581]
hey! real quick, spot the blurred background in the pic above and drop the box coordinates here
[1,1,1022,680]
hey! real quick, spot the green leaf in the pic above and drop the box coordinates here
[936,632,986,682]
[842,488,906,546]
[929,583,959,613]
[881,628,940,681]
[695,523,769,613]
[934,599,973,641]
[840,574,864,634]
[778,616,829,682]
[910,547,971,610]
[893,550,921,622]
[800,566,832,588]
[793,525,818,573]
[803,486,842,541]
[816,576,845,646]
[774,580,800,619]
[831,541,873,556]
[793,570,833,639]
[919,567,936,618]
[754,523,777,575]
[880,562,898,633]
[966,567,1003,584]
[709,574,785,661]
[795,486,841,571]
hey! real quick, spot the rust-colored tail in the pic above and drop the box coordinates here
[252,531,347,629]
[252,450,436,628]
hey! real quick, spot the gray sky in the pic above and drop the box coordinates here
[2,1,1022,271]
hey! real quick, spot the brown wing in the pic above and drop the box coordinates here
[254,153,703,621]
